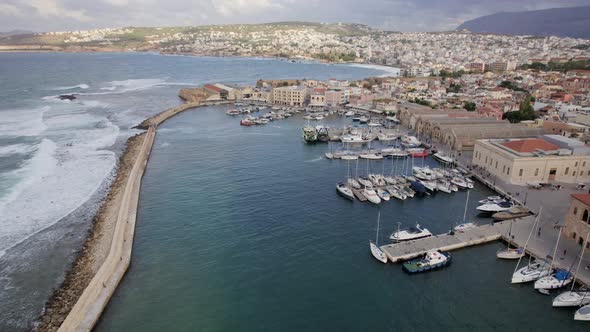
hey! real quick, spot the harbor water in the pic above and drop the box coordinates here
[97,106,586,331]
[0,53,387,331]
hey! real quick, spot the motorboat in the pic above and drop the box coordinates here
[367,119,382,127]
[240,118,254,126]
[575,304,590,321]
[377,188,391,201]
[402,187,415,198]
[388,188,407,201]
[511,261,552,283]
[477,201,515,213]
[226,109,241,115]
[377,133,398,142]
[454,222,476,232]
[390,224,432,242]
[497,247,525,260]
[402,250,451,273]
[420,180,437,192]
[433,152,455,164]
[359,153,383,160]
[450,177,469,189]
[325,152,334,159]
[340,133,371,144]
[358,177,373,187]
[345,111,355,117]
[553,291,590,307]
[436,181,452,194]
[347,178,361,189]
[410,181,427,196]
[363,187,382,204]
[407,148,428,157]
[359,116,369,123]
[390,150,409,158]
[336,182,354,200]
[478,196,503,204]
[384,176,397,185]
[401,135,421,147]
[413,167,436,181]
[534,269,573,290]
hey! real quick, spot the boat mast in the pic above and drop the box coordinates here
[548,227,563,271]
[376,211,381,245]
[569,233,589,292]
[512,208,541,276]
[462,190,470,224]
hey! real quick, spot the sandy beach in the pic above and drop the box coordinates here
[33,133,146,332]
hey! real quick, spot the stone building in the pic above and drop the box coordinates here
[564,194,590,252]
[272,86,308,107]
[472,135,590,185]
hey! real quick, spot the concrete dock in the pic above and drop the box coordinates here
[381,220,511,262]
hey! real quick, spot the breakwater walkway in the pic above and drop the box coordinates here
[58,101,215,331]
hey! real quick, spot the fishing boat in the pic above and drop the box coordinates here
[363,186,382,204]
[477,200,515,213]
[370,212,388,263]
[336,182,355,201]
[402,250,451,273]
[390,224,432,242]
[316,126,330,142]
[433,152,455,164]
[454,191,476,232]
[534,269,573,290]
[575,305,590,321]
[377,188,391,201]
[302,126,317,143]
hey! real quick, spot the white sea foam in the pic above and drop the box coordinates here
[0,106,48,137]
[344,63,401,77]
[50,84,89,91]
[81,78,168,96]
[0,144,36,157]
[0,109,119,256]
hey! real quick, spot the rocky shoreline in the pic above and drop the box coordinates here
[33,133,146,332]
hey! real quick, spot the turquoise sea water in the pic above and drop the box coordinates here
[96,106,585,331]
[0,53,388,331]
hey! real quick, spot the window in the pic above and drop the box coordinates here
[582,171,585,176]
[575,162,579,167]
[584,161,587,167]
[495,161,498,169]
[507,167,510,175]
[565,167,569,175]
[574,207,578,216]
[503,165,506,173]
[519,169,523,177]
[485,156,488,163]
[574,171,577,176]
[534,168,539,176]
[573,232,577,240]
[583,209,589,222]
[579,237,584,246]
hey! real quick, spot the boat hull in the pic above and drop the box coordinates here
[370,241,388,263]
[552,291,590,307]
[402,252,451,273]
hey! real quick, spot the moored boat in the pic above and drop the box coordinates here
[402,250,451,273]
[433,151,455,164]
[534,269,573,290]
[336,182,355,201]
[553,291,590,307]
[496,247,525,260]
[511,261,552,283]
[390,224,432,241]
[363,186,381,204]
[575,304,590,321]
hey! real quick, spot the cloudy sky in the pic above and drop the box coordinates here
[1,0,589,32]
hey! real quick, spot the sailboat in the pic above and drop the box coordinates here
[370,211,388,263]
[346,159,361,189]
[510,209,552,283]
[553,234,590,307]
[534,228,574,290]
[336,182,355,200]
[497,219,525,259]
[575,304,590,321]
[454,191,476,232]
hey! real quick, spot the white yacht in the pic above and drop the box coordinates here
[450,177,469,189]
[377,188,391,201]
[478,196,503,204]
[534,269,573,290]
[388,188,407,200]
[359,153,383,160]
[477,201,514,213]
[340,132,370,144]
[378,133,398,142]
[336,182,355,201]
[454,223,476,232]
[433,152,455,164]
[358,177,373,188]
[390,224,432,242]
[401,135,421,147]
[553,291,590,307]
[575,304,590,321]
[511,261,552,283]
[420,180,437,192]
[496,247,525,260]
[436,181,452,194]
[363,186,382,204]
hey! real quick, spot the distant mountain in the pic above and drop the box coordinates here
[457,6,590,39]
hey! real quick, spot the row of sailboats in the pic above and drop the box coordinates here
[507,208,590,320]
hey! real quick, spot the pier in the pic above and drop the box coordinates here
[381,220,511,262]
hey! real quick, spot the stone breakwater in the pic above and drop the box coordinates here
[34,100,218,332]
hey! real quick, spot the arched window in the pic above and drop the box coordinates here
[573,207,578,216]
[583,209,589,222]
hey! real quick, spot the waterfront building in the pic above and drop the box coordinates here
[564,194,590,252]
[309,88,326,108]
[272,86,308,106]
[472,135,590,185]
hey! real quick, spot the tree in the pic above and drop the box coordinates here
[463,101,476,112]
[502,95,536,123]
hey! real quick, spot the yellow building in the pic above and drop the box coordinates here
[472,135,590,185]
[564,194,590,252]
[272,86,308,107]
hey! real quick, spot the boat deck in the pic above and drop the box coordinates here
[380,221,511,262]
[351,188,367,202]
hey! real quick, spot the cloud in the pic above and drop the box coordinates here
[0,0,589,32]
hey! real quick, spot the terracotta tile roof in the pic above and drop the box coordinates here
[501,138,560,153]
[572,194,590,207]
